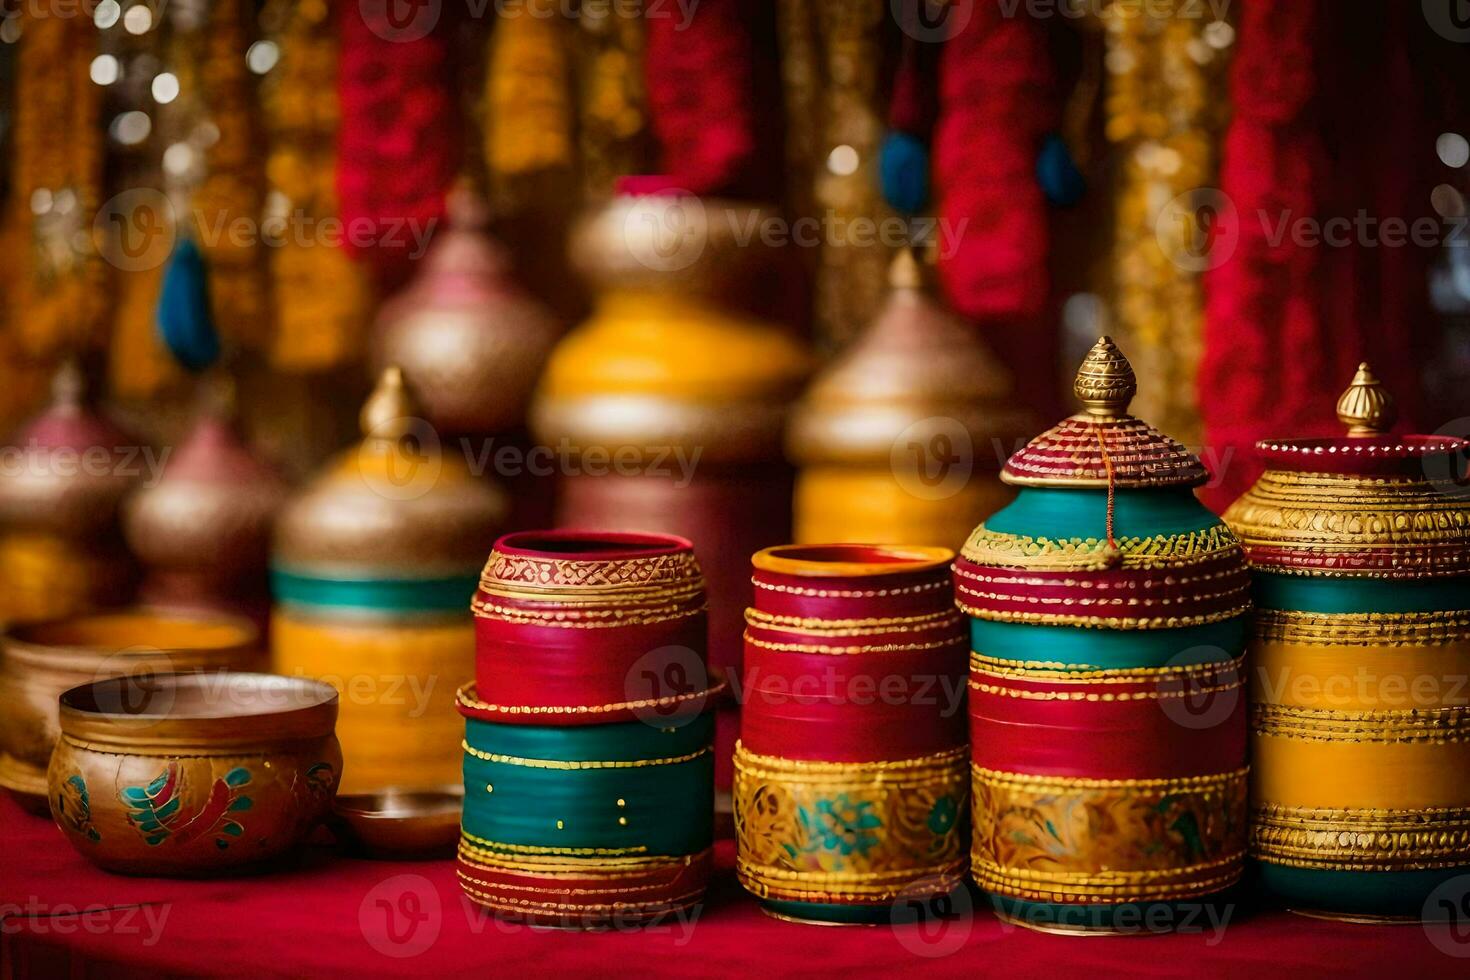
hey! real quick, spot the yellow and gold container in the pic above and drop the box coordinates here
[1225,364,1470,922]
[272,367,507,794]
[0,363,138,626]
[532,188,811,785]
[787,250,1035,549]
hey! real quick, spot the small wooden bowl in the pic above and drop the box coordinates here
[0,608,264,809]
[48,672,341,876]
[333,786,463,859]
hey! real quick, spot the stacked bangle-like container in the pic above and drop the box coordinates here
[459,531,722,926]
[733,544,969,924]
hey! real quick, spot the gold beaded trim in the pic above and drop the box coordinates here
[960,524,1242,573]
[971,859,1243,904]
[459,841,668,872]
[750,577,949,599]
[1253,608,1470,647]
[1252,703,1470,742]
[742,632,962,656]
[734,743,967,782]
[744,607,962,637]
[455,681,720,718]
[969,652,1244,684]
[970,674,1244,702]
[972,765,1248,792]
[953,564,1245,592]
[471,595,706,628]
[480,549,705,595]
[1251,802,1470,871]
[735,862,967,904]
[460,829,648,857]
[462,741,711,770]
[459,880,704,917]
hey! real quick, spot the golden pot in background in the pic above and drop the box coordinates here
[531,190,811,788]
[0,608,265,811]
[48,672,341,876]
[0,363,140,625]
[787,250,1037,548]
[271,367,507,794]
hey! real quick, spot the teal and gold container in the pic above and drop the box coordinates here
[272,368,507,794]
[955,338,1251,934]
[1225,364,1470,922]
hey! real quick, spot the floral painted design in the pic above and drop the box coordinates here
[56,774,101,843]
[926,795,958,837]
[121,763,254,849]
[788,794,882,866]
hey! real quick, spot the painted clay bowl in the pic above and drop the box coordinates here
[48,672,341,876]
[0,608,265,811]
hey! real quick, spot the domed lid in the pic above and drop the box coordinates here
[0,361,139,536]
[273,367,509,577]
[787,250,1036,466]
[1001,337,1208,488]
[1224,364,1470,578]
[123,379,288,576]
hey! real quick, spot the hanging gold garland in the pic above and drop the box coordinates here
[1102,2,1233,445]
[262,0,369,372]
[573,4,649,198]
[194,0,273,352]
[8,9,106,361]
[485,0,574,191]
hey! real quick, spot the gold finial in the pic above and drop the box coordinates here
[360,366,422,442]
[888,248,923,290]
[51,358,86,410]
[1336,361,1397,436]
[1073,336,1136,418]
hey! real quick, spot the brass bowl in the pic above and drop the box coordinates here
[333,785,463,859]
[48,672,342,876]
[0,608,265,809]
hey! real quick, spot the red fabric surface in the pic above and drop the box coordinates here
[2,793,1466,978]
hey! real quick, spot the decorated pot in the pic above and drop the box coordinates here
[48,672,341,876]
[123,385,287,628]
[954,337,1251,934]
[0,609,265,811]
[459,530,722,926]
[733,543,969,924]
[0,362,139,625]
[787,250,1035,549]
[370,187,561,438]
[531,187,811,785]
[272,367,507,794]
[1223,364,1470,922]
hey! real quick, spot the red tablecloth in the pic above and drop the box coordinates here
[1,793,1464,979]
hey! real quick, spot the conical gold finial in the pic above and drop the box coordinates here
[888,248,924,290]
[360,366,422,442]
[1336,361,1397,436]
[1074,336,1137,418]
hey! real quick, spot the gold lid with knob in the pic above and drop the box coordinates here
[1336,362,1397,437]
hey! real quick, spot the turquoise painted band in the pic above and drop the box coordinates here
[1255,862,1470,919]
[1253,574,1470,615]
[969,616,1249,670]
[270,568,480,613]
[461,717,713,855]
[985,488,1223,540]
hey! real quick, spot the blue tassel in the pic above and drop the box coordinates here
[1036,132,1086,208]
[156,238,220,372]
[878,131,930,216]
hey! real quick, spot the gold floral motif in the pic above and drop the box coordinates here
[972,765,1247,903]
[733,743,968,904]
[1253,608,1470,647]
[480,550,705,597]
[1252,703,1470,743]
[1251,802,1470,871]
[961,524,1243,573]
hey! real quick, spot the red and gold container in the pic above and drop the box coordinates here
[733,544,969,924]
[460,531,721,927]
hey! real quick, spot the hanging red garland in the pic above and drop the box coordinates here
[336,0,459,289]
[643,0,756,195]
[932,3,1053,324]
